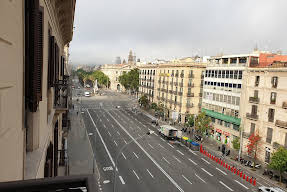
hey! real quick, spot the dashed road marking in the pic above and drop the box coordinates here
[216,167,227,175]
[201,168,213,176]
[173,156,182,163]
[119,176,125,184]
[117,131,120,135]
[163,157,170,164]
[158,144,164,148]
[189,150,198,156]
[133,152,139,159]
[133,170,140,180]
[147,169,154,178]
[108,131,111,137]
[219,181,233,191]
[148,143,154,149]
[177,150,184,156]
[122,152,127,160]
[168,143,174,148]
[114,140,118,146]
[195,173,206,183]
[201,158,210,164]
[234,180,249,190]
[182,175,192,185]
[160,138,165,142]
[188,158,197,165]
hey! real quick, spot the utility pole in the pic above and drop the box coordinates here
[238,125,243,160]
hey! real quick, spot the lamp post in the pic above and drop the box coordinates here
[113,130,154,192]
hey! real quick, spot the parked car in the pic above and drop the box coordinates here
[84,91,90,97]
[258,186,285,192]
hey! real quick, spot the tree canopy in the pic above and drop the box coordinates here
[268,147,287,183]
[75,69,109,87]
[246,133,261,165]
[118,68,139,92]
[194,112,211,137]
[139,94,149,108]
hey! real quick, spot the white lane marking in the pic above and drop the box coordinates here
[201,168,213,176]
[103,124,106,128]
[189,149,198,156]
[257,181,263,186]
[168,143,174,148]
[87,110,115,167]
[114,140,118,146]
[117,131,120,135]
[155,133,159,136]
[160,138,165,142]
[108,131,111,137]
[138,134,141,137]
[234,180,249,190]
[133,152,139,159]
[148,143,154,149]
[182,175,192,185]
[123,139,127,144]
[195,173,206,183]
[158,144,164,148]
[201,158,210,164]
[147,169,154,178]
[173,156,182,163]
[219,181,233,191]
[119,176,125,185]
[177,150,184,156]
[122,152,127,160]
[106,111,184,192]
[188,158,198,165]
[163,157,171,164]
[133,170,140,180]
[216,167,227,175]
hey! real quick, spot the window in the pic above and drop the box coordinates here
[238,71,242,79]
[250,123,255,134]
[251,105,257,114]
[235,97,240,106]
[225,83,228,87]
[222,70,225,78]
[224,121,230,128]
[227,96,231,104]
[211,70,214,77]
[218,70,222,78]
[266,128,273,144]
[265,149,271,163]
[221,82,224,87]
[233,124,239,131]
[270,92,276,104]
[226,70,230,78]
[254,90,258,98]
[215,70,218,78]
[235,110,239,117]
[211,117,216,123]
[234,70,238,79]
[233,84,236,88]
[268,108,275,122]
[220,95,223,102]
[238,84,242,89]
[232,96,236,105]
[255,76,260,86]
[271,76,278,88]
[230,70,234,79]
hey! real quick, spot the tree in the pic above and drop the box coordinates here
[139,94,149,108]
[232,137,240,150]
[150,103,158,110]
[194,112,211,139]
[185,114,195,128]
[118,68,139,93]
[246,133,261,167]
[268,147,287,183]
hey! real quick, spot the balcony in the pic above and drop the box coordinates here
[282,102,287,109]
[187,93,194,97]
[169,90,173,94]
[157,96,160,100]
[173,91,178,95]
[246,113,258,120]
[188,83,194,87]
[186,103,193,108]
[275,120,287,129]
[170,82,173,86]
[54,79,69,113]
[249,97,259,104]
[178,92,183,96]
[175,73,179,77]
[157,88,160,91]
[158,80,161,84]
[179,83,183,87]
[0,175,98,192]
[188,74,194,78]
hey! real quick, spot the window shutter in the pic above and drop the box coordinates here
[25,0,43,112]
[54,44,59,83]
[48,35,55,87]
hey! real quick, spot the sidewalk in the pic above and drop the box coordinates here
[67,109,94,175]
[140,108,286,190]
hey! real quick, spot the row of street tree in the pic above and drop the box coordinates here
[73,69,110,88]
[118,68,139,93]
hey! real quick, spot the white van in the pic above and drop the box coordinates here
[84,91,90,97]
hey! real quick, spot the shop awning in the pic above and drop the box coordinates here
[201,108,241,126]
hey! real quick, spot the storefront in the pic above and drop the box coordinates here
[215,128,231,146]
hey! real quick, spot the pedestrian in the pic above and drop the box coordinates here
[77,111,78,115]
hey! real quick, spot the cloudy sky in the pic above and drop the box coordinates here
[69,0,287,65]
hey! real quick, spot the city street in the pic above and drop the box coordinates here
[72,87,258,192]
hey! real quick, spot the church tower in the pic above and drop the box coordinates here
[128,50,134,65]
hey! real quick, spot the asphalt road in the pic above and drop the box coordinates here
[73,88,258,192]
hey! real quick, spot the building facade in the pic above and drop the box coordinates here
[202,54,260,147]
[241,61,287,163]
[139,57,206,124]
[0,0,75,181]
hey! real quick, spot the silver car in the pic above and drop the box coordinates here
[258,186,285,192]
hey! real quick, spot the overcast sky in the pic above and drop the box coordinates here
[69,0,287,65]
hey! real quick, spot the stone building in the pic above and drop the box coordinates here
[0,0,75,181]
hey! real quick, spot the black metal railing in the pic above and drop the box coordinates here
[246,113,258,120]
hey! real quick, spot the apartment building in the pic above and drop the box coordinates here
[139,57,206,124]
[202,54,261,147]
[0,0,75,181]
[241,61,287,163]
[138,64,157,102]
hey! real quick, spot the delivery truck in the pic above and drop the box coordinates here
[158,125,178,140]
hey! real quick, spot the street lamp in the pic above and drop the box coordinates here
[113,130,154,192]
